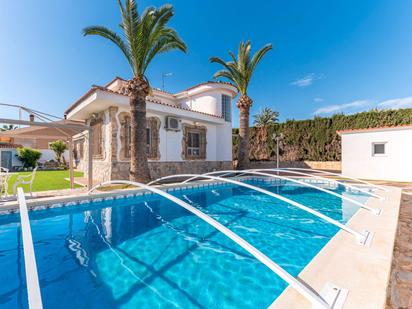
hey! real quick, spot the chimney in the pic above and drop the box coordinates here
[29,114,35,124]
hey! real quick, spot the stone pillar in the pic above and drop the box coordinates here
[108,106,119,163]
[108,106,124,180]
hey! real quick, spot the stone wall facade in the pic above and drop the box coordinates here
[248,160,341,171]
[73,104,235,183]
[110,161,233,181]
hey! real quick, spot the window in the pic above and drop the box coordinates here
[91,120,103,158]
[183,125,206,160]
[187,132,200,157]
[121,115,160,160]
[222,95,231,122]
[372,142,386,156]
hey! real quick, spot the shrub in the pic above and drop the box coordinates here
[49,140,68,165]
[233,108,412,161]
[16,147,42,168]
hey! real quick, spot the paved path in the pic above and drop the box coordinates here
[386,193,412,309]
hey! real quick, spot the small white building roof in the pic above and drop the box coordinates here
[337,125,412,135]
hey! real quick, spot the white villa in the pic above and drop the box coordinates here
[65,77,238,181]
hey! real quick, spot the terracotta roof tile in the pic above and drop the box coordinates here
[0,143,22,149]
[65,83,225,119]
[104,76,127,88]
[176,81,236,94]
[100,86,224,119]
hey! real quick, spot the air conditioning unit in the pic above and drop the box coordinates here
[165,116,181,131]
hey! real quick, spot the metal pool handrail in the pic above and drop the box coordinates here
[88,180,331,308]
[283,168,389,192]
[17,188,43,309]
[148,174,368,244]
[181,170,381,216]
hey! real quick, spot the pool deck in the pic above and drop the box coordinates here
[271,185,402,309]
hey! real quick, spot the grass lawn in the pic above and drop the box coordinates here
[7,170,84,193]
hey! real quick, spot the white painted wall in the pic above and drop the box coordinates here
[178,89,233,118]
[0,148,68,168]
[341,128,412,182]
[37,149,69,163]
[145,112,232,162]
[68,81,237,166]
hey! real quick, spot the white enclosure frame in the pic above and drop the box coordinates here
[149,174,370,244]
[88,180,331,308]
[17,188,43,309]
[283,168,389,192]
[181,169,381,215]
[217,168,384,201]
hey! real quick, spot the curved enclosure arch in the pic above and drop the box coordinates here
[282,168,388,192]
[148,174,369,244]
[2,175,374,307]
[88,180,330,308]
[187,169,381,215]
[212,168,384,201]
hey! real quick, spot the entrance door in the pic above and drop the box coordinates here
[0,151,12,170]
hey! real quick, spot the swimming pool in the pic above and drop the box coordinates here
[0,178,370,308]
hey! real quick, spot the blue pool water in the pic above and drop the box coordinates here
[0,179,369,308]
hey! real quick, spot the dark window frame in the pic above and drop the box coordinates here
[91,119,103,159]
[372,142,386,156]
[221,94,232,122]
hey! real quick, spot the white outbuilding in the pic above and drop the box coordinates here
[337,125,412,182]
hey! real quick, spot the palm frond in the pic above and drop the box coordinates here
[85,0,185,78]
[210,40,272,95]
[83,25,133,72]
[253,107,279,127]
[142,29,187,73]
[250,43,273,73]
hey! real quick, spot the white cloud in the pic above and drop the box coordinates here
[314,100,371,115]
[377,96,412,110]
[291,73,318,87]
[314,97,324,102]
[313,96,412,116]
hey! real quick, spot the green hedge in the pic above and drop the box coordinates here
[233,108,412,161]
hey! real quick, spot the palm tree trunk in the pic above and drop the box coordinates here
[127,77,151,183]
[237,95,253,169]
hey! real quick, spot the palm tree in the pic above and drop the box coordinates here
[0,124,17,131]
[253,107,279,127]
[210,41,272,169]
[83,0,187,182]
[253,107,279,160]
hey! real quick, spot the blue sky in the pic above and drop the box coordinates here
[1,0,412,126]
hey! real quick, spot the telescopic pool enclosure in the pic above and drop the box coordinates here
[14,168,389,309]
